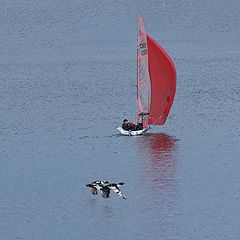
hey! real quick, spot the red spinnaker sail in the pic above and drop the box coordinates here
[147,34,176,125]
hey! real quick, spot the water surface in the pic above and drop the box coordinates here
[1,1,240,239]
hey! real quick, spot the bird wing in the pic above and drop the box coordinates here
[86,184,98,195]
[91,187,98,195]
[100,186,110,198]
[117,182,124,186]
[108,184,126,200]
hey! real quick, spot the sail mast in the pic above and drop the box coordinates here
[136,14,139,123]
[136,13,151,128]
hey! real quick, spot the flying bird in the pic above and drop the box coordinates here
[101,182,126,200]
[86,180,109,195]
[86,181,126,200]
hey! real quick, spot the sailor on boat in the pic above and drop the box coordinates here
[122,119,143,131]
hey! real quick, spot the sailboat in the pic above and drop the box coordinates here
[117,13,176,136]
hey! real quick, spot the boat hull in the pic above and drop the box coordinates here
[116,127,148,136]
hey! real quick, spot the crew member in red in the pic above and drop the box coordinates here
[122,119,135,131]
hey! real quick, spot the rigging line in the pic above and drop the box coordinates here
[151,114,164,125]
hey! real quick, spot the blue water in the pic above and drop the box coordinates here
[1,1,240,239]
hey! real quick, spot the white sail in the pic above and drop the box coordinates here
[137,13,151,126]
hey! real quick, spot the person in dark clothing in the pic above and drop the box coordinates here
[122,119,135,131]
[137,122,143,130]
[122,119,143,131]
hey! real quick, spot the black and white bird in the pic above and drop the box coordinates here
[101,182,126,200]
[86,180,109,195]
[86,181,126,200]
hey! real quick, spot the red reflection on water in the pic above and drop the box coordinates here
[136,133,179,237]
[139,133,177,160]
[138,133,178,184]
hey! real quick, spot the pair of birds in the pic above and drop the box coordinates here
[86,180,126,200]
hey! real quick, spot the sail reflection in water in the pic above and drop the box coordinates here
[136,133,179,238]
[138,133,178,186]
